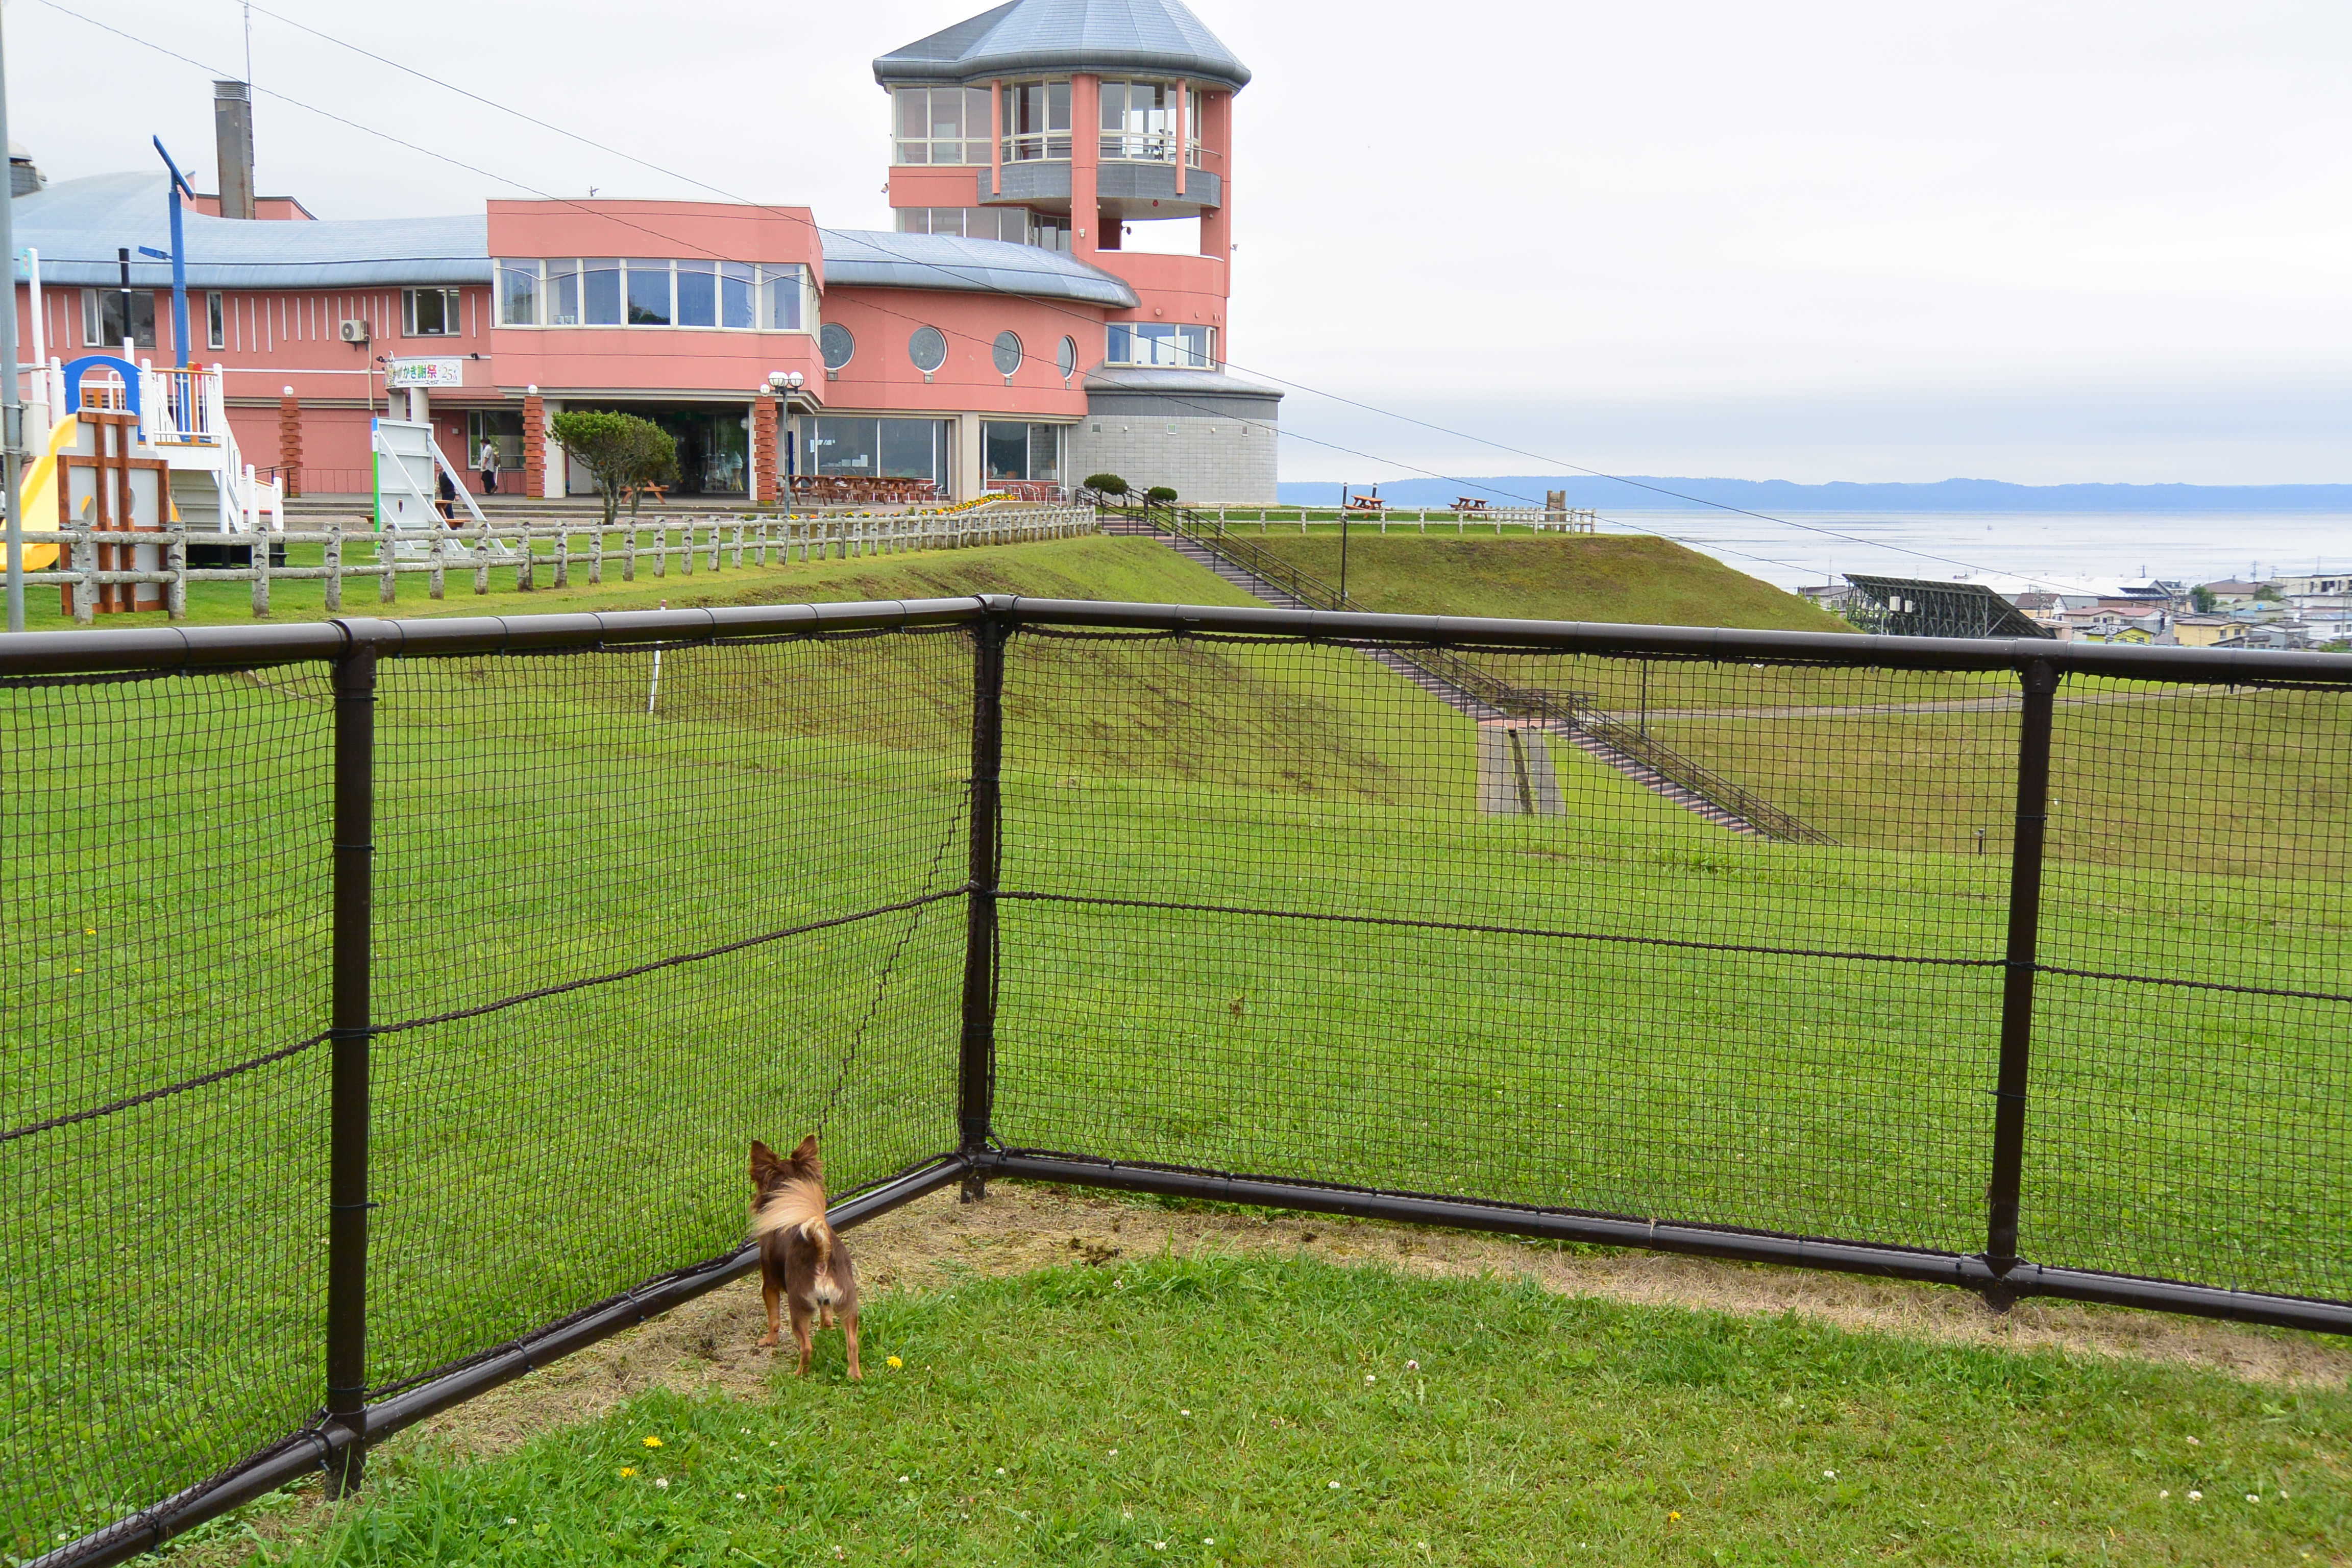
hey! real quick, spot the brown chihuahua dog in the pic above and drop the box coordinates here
[748,1135,861,1379]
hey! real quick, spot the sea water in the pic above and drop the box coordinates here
[1592,511,2352,594]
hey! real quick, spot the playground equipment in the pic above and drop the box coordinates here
[373,417,507,561]
[47,402,169,614]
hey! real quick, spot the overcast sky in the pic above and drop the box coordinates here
[16,0,2352,485]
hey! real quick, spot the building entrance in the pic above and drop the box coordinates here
[567,403,753,497]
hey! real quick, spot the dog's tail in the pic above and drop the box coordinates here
[750,1175,844,1306]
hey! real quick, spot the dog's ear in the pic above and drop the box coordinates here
[790,1134,822,1175]
[749,1140,787,1186]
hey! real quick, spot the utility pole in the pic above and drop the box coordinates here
[1,9,23,634]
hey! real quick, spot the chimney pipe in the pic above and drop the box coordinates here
[213,80,254,220]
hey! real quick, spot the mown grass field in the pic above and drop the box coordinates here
[182,1255,2352,1566]
[1235,531,1850,634]
[6,530,2348,1556]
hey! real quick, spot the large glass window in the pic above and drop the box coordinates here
[499,261,539,327]
[909,326,948,374]
[893,85,992,165]
[801,415,950,489]
[625,259,672,325]
[720,262,756,330]
[206,290,225,350]
[81,287,157,348]
[1106,321,1215,368]
[675,260,716,328]
[895,206,1069,251]
[1099,80,1175,162]
[983,421,1063,482]
[820,323,855,370]
[1001,80,1072,162]
[583,259,623,326]
[493,259,807,331]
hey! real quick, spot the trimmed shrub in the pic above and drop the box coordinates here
[1084,473,1130,496]
[1144,486,1179,504]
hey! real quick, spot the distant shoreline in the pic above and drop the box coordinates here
[1275,478,2352,513]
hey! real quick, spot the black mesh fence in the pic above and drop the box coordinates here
[5,605,2349,1564]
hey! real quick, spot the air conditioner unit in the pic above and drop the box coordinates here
[339,320,371,343]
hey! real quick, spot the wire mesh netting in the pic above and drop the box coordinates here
[989,633,2349,1300]
[8,611,2352,1562]
[2,668,336,1557]
[2028,677,2352,1302]
[363,632,972,1399]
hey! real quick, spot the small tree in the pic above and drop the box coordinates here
[2189,584,2216,614]
[1084,473,1129,497]
[1144,485,1178,504]
[551,410,678,528]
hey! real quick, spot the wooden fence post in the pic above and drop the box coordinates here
[250,532,271,618]
[323,524,343,614]
[164,528,187,621]
[429,533,446,600]
[473,523,491,596]
[378,533,396,605]
[552,526,569,590]
[516,525,535,593]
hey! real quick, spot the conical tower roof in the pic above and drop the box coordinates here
[875,0,1249,91]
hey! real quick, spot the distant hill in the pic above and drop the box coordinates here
[1276,477,2352,513]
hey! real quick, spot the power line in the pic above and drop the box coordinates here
[54,0,2060,591]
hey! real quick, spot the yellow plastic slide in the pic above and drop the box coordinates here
[18,414,79,569]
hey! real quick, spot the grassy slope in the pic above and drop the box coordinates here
[1233,531,1849,633]
[203,1255,2350,1567]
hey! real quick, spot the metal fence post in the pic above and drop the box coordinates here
[958,612,1008,1201]
[1986,657,2057,1287]
[326,635,380,1493]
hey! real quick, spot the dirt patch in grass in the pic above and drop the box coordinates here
[391,1180,2348,1465]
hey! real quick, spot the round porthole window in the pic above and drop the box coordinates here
[1057,335,1079,379]
[909,326,948,374]
[820,323,854,370]
[993,331,1023,377]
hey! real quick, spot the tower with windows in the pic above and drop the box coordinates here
[874,0,1277,500]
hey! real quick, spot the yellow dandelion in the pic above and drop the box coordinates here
[643,1436,663,1449]
[619,1466,637,1478]
[887,1356,903,1369]
[82,927,95,935]
[1669,1511,1682,1521]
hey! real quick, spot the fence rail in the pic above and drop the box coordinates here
[6,597,2349,1568]
[1170,505,1597,532]
[14,506,1096,622]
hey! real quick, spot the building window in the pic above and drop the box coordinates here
[1099,80,1181,163]
[895,206,1071,252]
[493,259,805,331]
[893,85,993,165]
[909,326,948,374]
[992,331,1023,377]
[206,290,225,350]
[801,415,949,491]
[81,287,157,348]
[1001,79,1072,162]
[984,421,1062,482]
[1057,335,1079,379]
[1106,322,1215,368]
[467,409,524,470]
[403,287,462,336]
[820,322,855,370]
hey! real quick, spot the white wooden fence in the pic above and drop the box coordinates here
[19,506,1097,624]
[1186,507,1599,534]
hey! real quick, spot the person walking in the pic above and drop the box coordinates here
[477,435,500,495]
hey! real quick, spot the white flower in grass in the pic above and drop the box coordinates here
[2188,1490,2202,1502]
[996,1466,1007,1475]
[1329,1481,1342,1490]
[1823,1471,1836,1479]
[653,1478,670,1490]
[1365,1375,1376,1384]
[2160,1490,2170,1499]
[898,1475,910,1484]
[1406,1360,1418,1371]
[504,1517,518,1526]
[1109,1449,1118,1458]
[1203,1539,1215,1547]
[734,1492,747,1501]
[2247,1494,2262,1504]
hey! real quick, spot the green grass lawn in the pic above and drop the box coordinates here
[7,532,2348,1555]
[1214,531,1849,633]
[183,1254,2351,1567]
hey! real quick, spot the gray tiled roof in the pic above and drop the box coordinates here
[875,0,1250,90]
[14,175,1139,307]
[13,173,490,288]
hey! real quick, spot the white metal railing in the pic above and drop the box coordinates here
[18,506,1098,623]
[131,360,285,536]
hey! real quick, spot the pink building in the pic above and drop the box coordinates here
[12,0,1279,505]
